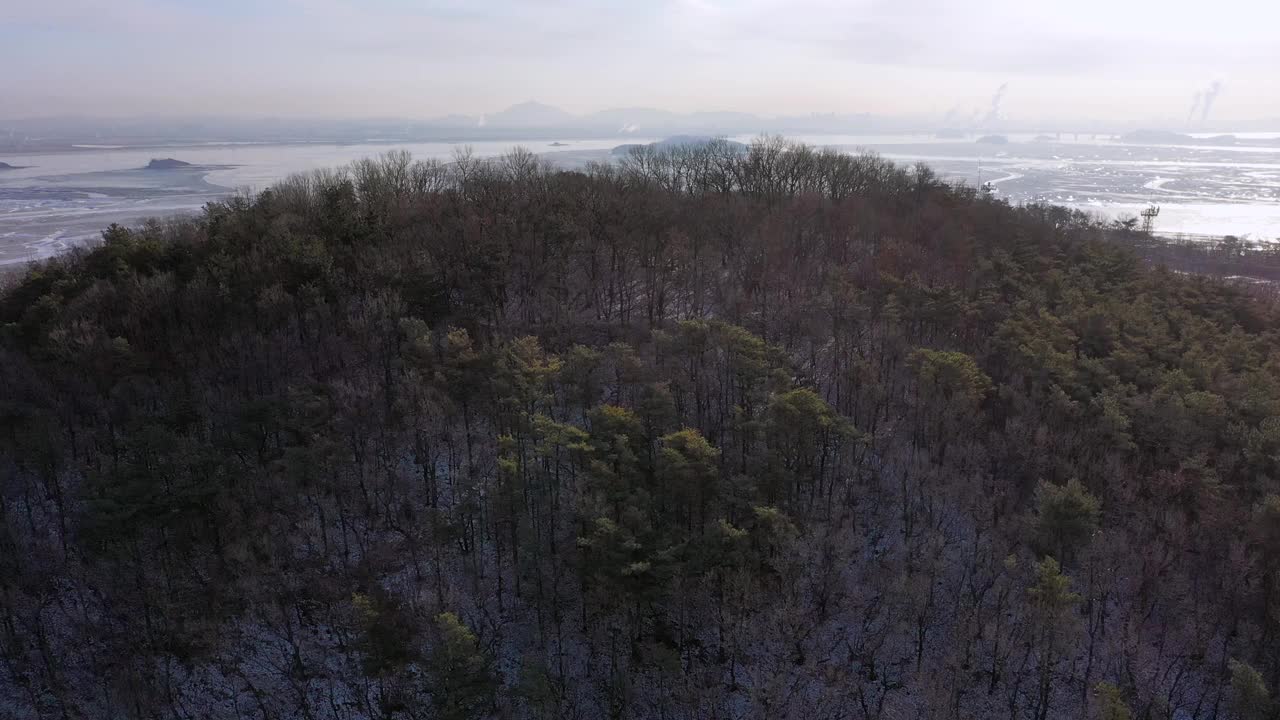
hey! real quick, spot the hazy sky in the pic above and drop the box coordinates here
[3,0,1279,125]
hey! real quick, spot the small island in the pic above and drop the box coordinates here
[0,161,30,170]
[549,141,570,147]
[612,135,749,156]
[1117,129,1265,147]
[1119,129,1196,144]
[145,158,194,170]
[975,134,1009,145]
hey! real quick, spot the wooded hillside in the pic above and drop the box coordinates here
[2,139,1278,719]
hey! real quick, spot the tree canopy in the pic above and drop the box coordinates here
[2,140,1279,718]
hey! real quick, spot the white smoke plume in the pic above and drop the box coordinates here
[1200,80,1223,124]
[984,83,1008,125]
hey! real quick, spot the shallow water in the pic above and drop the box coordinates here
[723,133,1280,240]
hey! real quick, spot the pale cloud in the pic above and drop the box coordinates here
[1,0,1277,123]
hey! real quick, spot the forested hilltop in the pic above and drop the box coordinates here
[3,139,1280,720]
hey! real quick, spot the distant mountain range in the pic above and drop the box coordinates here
[479,101,578,128]
[420,101,888,135]
[0,104,910,153]
[7,106,1275,155]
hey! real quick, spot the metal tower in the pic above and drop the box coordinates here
[1140,205,1160,234]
